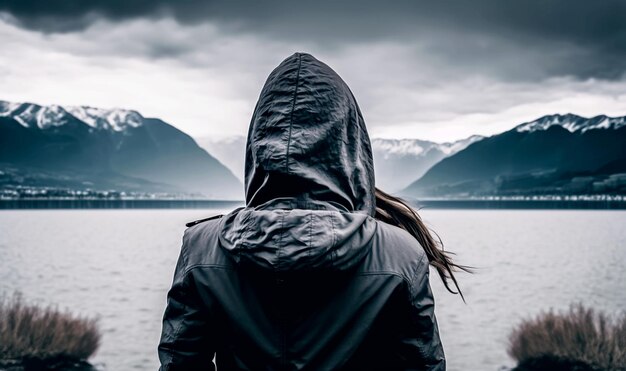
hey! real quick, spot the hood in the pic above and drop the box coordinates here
[219,52,377,272]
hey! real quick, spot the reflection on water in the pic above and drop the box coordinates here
[0,209,624,371]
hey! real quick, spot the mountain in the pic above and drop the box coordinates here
[372,136,484,191]
[0,100,242,199]
[197,136,246,182]
[403,114,626,197]
[197,135,484,191]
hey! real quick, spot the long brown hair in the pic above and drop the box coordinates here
[375,188,472,302]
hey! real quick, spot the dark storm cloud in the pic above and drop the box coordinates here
[1,0,625,80]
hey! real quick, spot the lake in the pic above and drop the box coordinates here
[0,209,624,371]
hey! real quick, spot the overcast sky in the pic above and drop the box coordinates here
[1,0,625,142]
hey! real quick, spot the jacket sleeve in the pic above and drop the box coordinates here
[398,251,446,370]
[158,235,216,371]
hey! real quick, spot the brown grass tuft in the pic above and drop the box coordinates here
[0,292,101,361]
[508,303,626,370]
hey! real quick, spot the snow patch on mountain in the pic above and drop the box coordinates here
[37,105,72,129]
[0,100,144,131]
[0,102,75,129]
[371,139,429,158]
[0,101,21,116]
[66,105,144,131]
[373,135,484,159]
[437,135,484,155]
[516,114,626,133]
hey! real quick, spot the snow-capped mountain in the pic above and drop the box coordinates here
[373,136,483,158]
[437,135,485,155]
[515,113,626,133]
[372,135,484,191]
[0,100,242,199]
[197,134,484,192]
[196,134,484,192]
[0,101,144,132]
[404,113,626,197]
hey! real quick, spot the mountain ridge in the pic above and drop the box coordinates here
[197,134,485,191]
[371,135,484,191]
[0,100,243,199]
[515,113,626,133]
[403,113,626,197]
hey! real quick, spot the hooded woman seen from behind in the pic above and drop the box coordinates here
[158,52,465,370]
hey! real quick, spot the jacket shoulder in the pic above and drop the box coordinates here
[180,215,233,271]
[363,220,430,286]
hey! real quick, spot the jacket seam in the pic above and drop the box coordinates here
[356,270,412,285]
[307,211,313,257]
[358,271,416,310]
[329,211,337,265]
[276,210,287,272]
[284,53,303,174]
[166,273,191,345]
[277,213,288,368]
[166,234,191,343]
[238,210,253,264]
[409,252,428,298]
[183,264,236,276]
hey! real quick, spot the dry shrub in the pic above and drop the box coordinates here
[0,292,101,361]
[508,303,626,370]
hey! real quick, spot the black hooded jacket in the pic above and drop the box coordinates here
[158,53,445,370]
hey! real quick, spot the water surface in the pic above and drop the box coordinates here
[0,209,624,370]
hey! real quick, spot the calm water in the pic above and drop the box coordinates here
[0,209,624,371]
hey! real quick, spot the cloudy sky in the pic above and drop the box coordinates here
[1,0,625,142]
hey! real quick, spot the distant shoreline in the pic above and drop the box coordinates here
[413,199,626,210]
[0,199,245,210]
[1,198,625,210]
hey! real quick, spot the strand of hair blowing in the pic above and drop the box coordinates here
[374,188,473,302]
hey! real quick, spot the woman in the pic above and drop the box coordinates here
[158,52,467,370]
